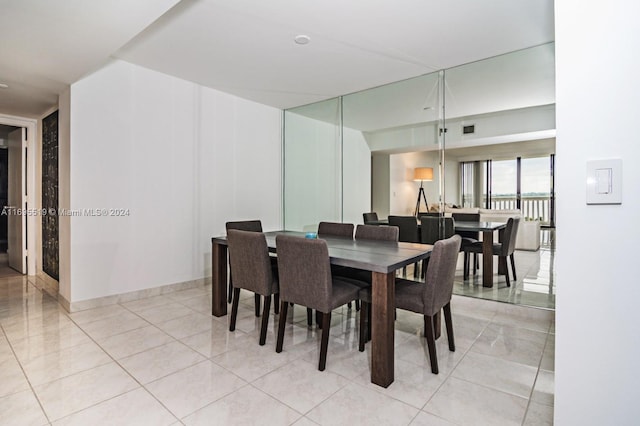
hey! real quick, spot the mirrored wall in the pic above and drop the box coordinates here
[283,43,556,309]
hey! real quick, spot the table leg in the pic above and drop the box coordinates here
[371,271,395,388]
[211,241,228,317]
[482,230,494,288]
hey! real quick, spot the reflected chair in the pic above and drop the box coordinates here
[359,235,462,374]
[451,212,480,278]
[226,230,279,345]
[388,215,420,277]
[225,220,278,315]
[462,217,520,286]
[363,212,379,225]
[419,216,455,278]
[275,235,364,371]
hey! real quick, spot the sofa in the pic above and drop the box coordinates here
[441,206,541,251]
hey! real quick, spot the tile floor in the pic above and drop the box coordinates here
[0,272,554,425]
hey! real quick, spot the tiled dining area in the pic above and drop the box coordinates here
[1,265,554,425]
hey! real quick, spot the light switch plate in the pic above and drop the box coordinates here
[586,159,622,204]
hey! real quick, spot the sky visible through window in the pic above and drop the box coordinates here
[492,157,551,196]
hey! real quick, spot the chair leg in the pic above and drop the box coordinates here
[500,256,511,287]
[319,312,331,371]
[355,300,360,311]
[274,293,280,314]
[306,308,313,327]
[276,301,288,353]
[463,252,469,279]
[229,287,241,332]
[424,315,439,374]
[227,279,233,304]
[359,302,368,352]
[443,303,455,352]
[510,254,517,280]
[254,294,261,317]
[259,295,271,346]
[347,302,352,309]
[316,310,323,329]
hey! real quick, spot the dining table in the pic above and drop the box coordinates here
[211,230,433,388]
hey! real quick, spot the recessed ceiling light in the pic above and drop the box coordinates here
[0,83,8,89]
[294,35,310,45]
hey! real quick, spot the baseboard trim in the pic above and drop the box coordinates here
[60,277,211,313]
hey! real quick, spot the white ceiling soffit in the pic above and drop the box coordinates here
[116,0,555,110]
[0,0,181,118]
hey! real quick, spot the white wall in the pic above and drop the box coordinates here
[58,89,71,301]
[555,1,640,424]
[69,60,281,303]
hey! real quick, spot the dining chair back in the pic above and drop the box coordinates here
[362,212,379,225]
[226,220,268,314]
[317,221,354,238]
[451,212,480,240]
[355,224,399,242]
[226,229,278,345]
[420,216,454,245]
[275,235,362,370]
[387,215,419,243]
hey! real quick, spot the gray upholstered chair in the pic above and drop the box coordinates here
[317,221,354,238]
[362,212,379,225]
[225,220,278,315]
[317,221,355,310]
[462,216,520,286]
[275,235,363,371]
[226,229,279,345]
[388,215,420,277]
[359,235,462,374]
[451,212,480,277]
[355,224,399,241]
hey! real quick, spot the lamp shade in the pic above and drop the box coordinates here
[413,167,433,182]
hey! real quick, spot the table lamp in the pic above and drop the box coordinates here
[413,167,433,216]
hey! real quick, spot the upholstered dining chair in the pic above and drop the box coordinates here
[226,230,279,345]
[359,235,462,374]
[225,220,279,315]
[275,235,364,371]
[388,215,420,277]
[462,216,520,286]
[451,212,480,278]
[317,221,355,311]
[317,221,354,238]
[362,212,379,225]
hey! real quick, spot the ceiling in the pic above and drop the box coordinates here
[0,0,554,119]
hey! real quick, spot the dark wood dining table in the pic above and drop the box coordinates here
[211,230,433,388]
[452,221,507,288]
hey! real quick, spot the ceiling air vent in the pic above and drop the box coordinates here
[462,124,475,134]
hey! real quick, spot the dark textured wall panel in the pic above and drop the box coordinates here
[42,111,59,280]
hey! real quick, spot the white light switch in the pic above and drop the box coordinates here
[595,168,612,194]
[587,159,622,204]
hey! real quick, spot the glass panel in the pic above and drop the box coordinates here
[521,156,551,224]
[342,72,441,222]
[283,98,342,231]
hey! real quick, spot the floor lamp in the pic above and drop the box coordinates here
[413,167,433,217]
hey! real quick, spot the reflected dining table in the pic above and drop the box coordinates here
[211,230,433,388]
[452,221,507,288]
[369,218,507,288]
